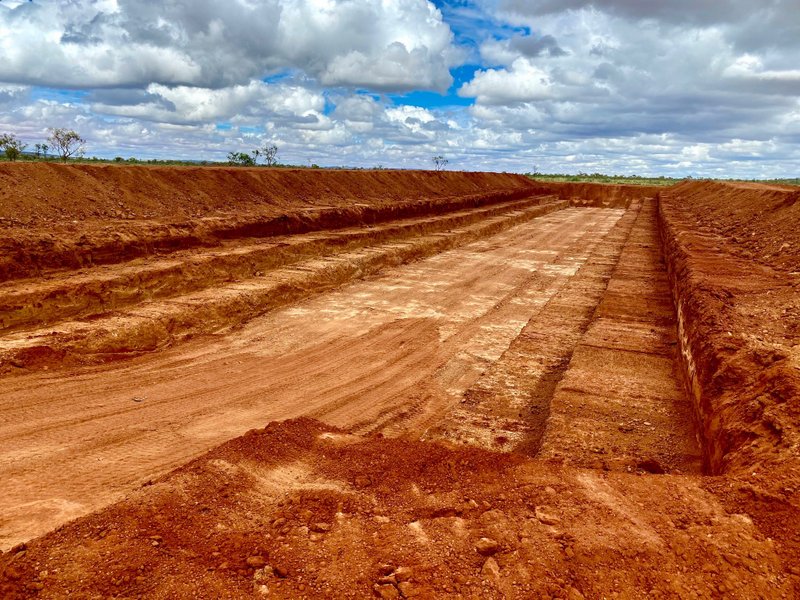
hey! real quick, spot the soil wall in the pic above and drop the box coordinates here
[0,165,543,281]
[526,181,663,208]
[658,180,800,478]
[0,163,537,224]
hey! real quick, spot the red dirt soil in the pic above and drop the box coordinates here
[0,165,543,281]
[659,180,800,476]
[0,164,541,223]
[1,168,799,598]
[0,418,794,599]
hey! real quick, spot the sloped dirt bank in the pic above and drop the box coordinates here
[0,201,565,372]
[0,164,537,224]
[0,419,793,599]
[659,180,800,476]
[658,181,800,583]
[0,165,539,281]
[527,181,663,208]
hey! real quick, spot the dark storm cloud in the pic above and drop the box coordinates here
[87,88,176,111]
[499,0,800,50]
[510,34,566,58]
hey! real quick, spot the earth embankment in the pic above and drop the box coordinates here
[659,180,800,477]
[0,165,543,281]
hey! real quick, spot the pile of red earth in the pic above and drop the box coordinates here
[0,165,547,280]
[0,418,796,599]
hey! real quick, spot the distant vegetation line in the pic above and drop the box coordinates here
[526,173,800,187]
[0,153,796,186]
[0,153,313,169]
[526,173,679,186]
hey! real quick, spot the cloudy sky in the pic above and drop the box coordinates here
[0,0,798,176]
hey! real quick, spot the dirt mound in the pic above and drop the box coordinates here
[0,165,543,282]
[1,418,796,599]
[526,181,662,208]
[665,179,800,273]
[659,181,800,482]
[0,163,536,224]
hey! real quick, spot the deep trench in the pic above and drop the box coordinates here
[520,197,706,474]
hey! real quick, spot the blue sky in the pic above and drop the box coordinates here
[0,0,798,177]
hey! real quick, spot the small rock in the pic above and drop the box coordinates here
[378,564,395,576]
[378,575,397,585]
[535,506,561,526]
[481,557,500,581]
[132,396,145,403]
[272,517,287,528]
[374,583,400,599]
[398,581,417,597]
[247,556,268,569]
[475,537,500,556]
[568,587,585,600]
[273,565,288,579]
[26,582,45,591]
[394,566,413,582]
[355,475,372,488]
[311,522,331,533]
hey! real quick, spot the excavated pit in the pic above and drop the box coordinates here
[1,166,798,599]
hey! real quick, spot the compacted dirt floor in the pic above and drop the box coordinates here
[0,166,798,599]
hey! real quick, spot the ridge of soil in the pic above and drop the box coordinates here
[0,164,538,224]
[659,180,800,477]
[0,200,565,372]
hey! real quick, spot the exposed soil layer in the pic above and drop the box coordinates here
[659,180,800,480]
[538,198,702,474]
[0,207,619,548]
[0,164,539,224]
[1,169,799,598]
[428,202,642,452]
[0,419,795,599]
[0,198,565,371]
[527,181,662,209]
[0,167,542,282]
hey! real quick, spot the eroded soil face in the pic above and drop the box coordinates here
[0,167,798,599]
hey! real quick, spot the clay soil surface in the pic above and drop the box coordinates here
[1,167,799,599]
